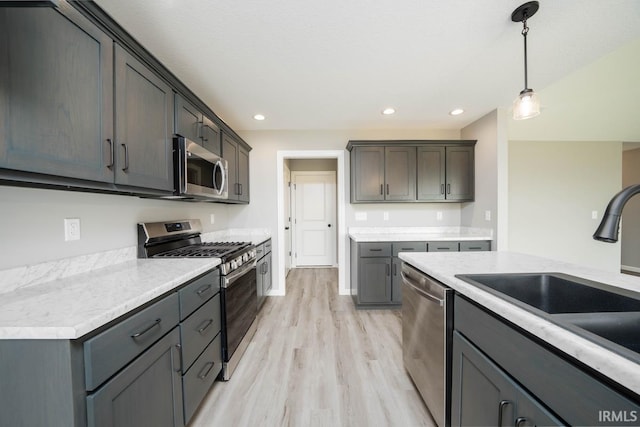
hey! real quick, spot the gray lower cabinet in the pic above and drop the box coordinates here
[0,5,114,184]
[222,132,250,203]
[175,94,221,155]
[453,295,640,426]
[256,239,273,310]
[86,328,184,427]
[0,268,223,427]
[351,240,490,308]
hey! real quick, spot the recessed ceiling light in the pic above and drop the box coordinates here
[382,108,396,115]
[449,108,464,116]
[253,114,265,121]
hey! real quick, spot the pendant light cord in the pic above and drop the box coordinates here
[522,17,530,90]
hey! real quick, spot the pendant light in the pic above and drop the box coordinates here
[511,1,540,120]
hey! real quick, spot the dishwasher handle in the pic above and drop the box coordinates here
[401,271,445,306]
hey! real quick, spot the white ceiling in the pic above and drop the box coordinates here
[94,0,640,132]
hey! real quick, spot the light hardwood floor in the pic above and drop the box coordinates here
[190,268,435,427]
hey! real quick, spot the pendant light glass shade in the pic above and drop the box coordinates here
[513,88,540,120]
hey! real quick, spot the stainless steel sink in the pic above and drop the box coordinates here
[455,273,640,314]
[455,272,640,361]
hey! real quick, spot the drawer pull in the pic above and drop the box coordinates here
[130,318,162,339]
[197,361,216,380]
[369,248,382,252]
[196,284,212,296]
[197,318,214,334]
[401,248,413,251]
[468,247,482,250]
[498,400,511,427]
[515,417,528,427]
[175,343,183,373]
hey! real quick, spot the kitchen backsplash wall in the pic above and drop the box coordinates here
[0,186,230,271]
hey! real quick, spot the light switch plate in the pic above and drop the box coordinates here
[436,211,443,221]
[383,212,389,221]
[592,211,598,220]
[485,210,491,221]
[355,212,367,221]
[210,213,215,224]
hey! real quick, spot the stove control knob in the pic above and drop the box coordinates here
[230,260,238,270]
[242,253,249,262]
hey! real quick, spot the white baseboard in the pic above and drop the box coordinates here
[621,265,640,274]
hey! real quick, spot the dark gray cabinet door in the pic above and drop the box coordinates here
[0,6,114,182]
[87,327,184,427]
[175,93,202,143]
[385,146,416,201]
[114,45,173,191]
[417,146,446,201]
[264,252,272,293]
[222,133,239,200]
[446,146,474,201]
[352,146,385,202]
[391,257,403,304]
[237,144,250,202]
[359,257,391,303]
[201,115,221,155]
[451,331,563,427]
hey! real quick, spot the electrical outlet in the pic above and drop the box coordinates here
[485,210,492,221]
[592,211,598,220]
[383,212,389,221]
[64,218,81,241]
[210,213,215,224]
[355,212,367,221]
[436,211,443,221]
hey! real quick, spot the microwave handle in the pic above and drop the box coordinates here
[215,160,226,195]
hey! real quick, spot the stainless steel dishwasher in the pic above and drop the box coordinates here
[401,262,453,427]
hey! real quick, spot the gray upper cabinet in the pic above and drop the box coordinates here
[348,141,475,203]
[417,146,446,200]
[385,146,416,201]
[0,6,114,183]
[175,94,221,155]
[352,146,385,201]
[114,45,173,191]
[222,132,250,203]
[446,146,474,201]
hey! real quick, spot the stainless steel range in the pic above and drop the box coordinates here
[138,219,257,380]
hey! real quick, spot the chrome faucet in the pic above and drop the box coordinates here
[593,184,640,242]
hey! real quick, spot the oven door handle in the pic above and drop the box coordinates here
[223,260,256,288]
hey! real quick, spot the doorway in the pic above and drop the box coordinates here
[276,150,347,296]
[291,171,337,267]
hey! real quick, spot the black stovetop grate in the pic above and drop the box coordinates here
[153,241,251,258]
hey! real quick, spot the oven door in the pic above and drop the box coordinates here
[220,261,257,363]
[176,136,228,200]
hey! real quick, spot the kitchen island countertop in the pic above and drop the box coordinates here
[399,250,640,395]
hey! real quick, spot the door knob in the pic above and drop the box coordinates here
[328,224,332,227]
[285,226,290,230]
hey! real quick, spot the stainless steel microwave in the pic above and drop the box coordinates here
[171,136,228,201]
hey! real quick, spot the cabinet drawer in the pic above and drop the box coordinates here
[180,293,221,372]
[179,269,220,320]
[359,242,392,257]
[183,333,222,424]
[427,241,459,252]
[459,241,491,252]
[84,292,180,391]
[392,242,427,256]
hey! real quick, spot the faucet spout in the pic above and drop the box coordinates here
[593,184,640,243]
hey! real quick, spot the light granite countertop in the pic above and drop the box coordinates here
[349,226,493,242]
[399,250,640,395]
[0,258,220,340]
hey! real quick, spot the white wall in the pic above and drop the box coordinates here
[0,186,231,270]
[289,158,336,171]
[460,109,501,247]
[622,148,640,271]
[508,140,622,271]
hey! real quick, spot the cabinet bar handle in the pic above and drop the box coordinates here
[441,184,445,194]
[369,249,382,252]
[196,284,212,296]
[393,263,397,276]
[198,361,216,380]
[121,143,129,172]
[174,344,183,373]
[106,139,114,169]
[498,400,511,427]
[468,247,482,250]
[130,318,161,339]
[386,264,390,276]
[197,318,214,334]
[380,184,383,195]
[515,417,528,427]
[239,183,243,195]
[447,183,451,194]
[201,123,210,141]
[386,184,389,195]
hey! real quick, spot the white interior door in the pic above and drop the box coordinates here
[292,171,336,266]
[284,163,292,275]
